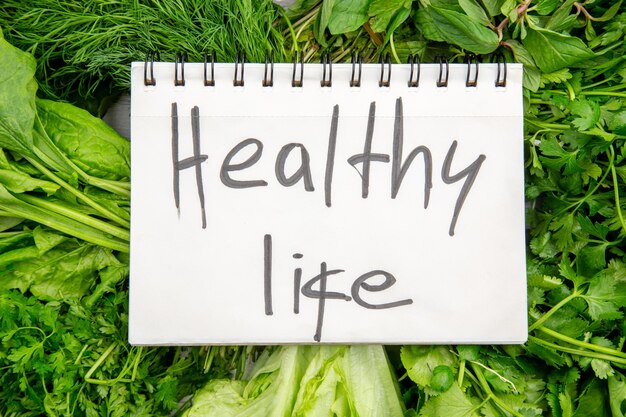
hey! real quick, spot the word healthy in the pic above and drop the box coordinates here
[170,97,486,236]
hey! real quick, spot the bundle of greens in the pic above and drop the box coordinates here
[183,346,404,417]
[0,0,287,114]
[0,28,256,415]
[1,0,626,415]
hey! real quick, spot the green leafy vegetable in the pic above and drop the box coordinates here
[415,1,500,55]
[183,346,405,416]
[328,0,371,35]
[523,27,595,73]
[1,0,626,415]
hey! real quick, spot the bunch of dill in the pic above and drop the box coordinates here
[0,0,286,113]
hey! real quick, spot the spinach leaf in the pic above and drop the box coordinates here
[0,28,37,157]
[523,27,595,73]
[0,184,128,251]
[37,99,130,181]
[0,168,59,195]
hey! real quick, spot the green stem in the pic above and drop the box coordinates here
[528,289,581,332]
[610,145,626,235]
[564,80,576,100]
[278,6,299,54]
[458,359,466,387]
[289,2,321,33]
[580,77,617,90]
[17,194,130,241]
[131,347,143,381]
[581,91,626,99]
[390,33,401,64]
[85,343,135,385]
[74,344,89,366]
[529,336,626,365]
[470,363,526,417]
[529,99,553,105]
[536,326,626,359]
[84,343,116,382]
[0,191,128,252]
[524,118,570,130]
[25,156,130,228]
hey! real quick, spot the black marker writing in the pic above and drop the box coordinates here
[220,138,269,188]
[441,140,486,236]
[347,101,390,198]
[391,97,432,209]
[263,234,273,315]
[275,144,315,191]
[324,105,339,207]
[293,253,303,314]
[171,103,208,228]
[351,270,413,309]
[301,262,351,342]
[261,243,417,341]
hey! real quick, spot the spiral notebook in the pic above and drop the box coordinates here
[129,56,527,345]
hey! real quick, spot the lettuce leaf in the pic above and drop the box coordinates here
[183,345,404,417]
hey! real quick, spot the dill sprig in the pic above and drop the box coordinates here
[0,0,286,111]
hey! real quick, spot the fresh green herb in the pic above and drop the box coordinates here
[1,0,626,415]
[0,0,287,113]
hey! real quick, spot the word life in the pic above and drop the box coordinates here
[262,234,413,342]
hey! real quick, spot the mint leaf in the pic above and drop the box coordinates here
[481,0,506,17]
[533,0,560,16]
[523,27,595,73]
[327,0,371,34]
[368,0,411,33]
[416,2,499,54]
[458,0,490,25]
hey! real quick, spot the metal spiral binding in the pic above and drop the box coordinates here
[494,54,507,87]
[320,53,332,87]
[350,53,362,87]
[292,53,304,87]
[142,52,510,89]
[143,51,159,86]
[436,56,449,87]
[174,53,186,86]
[379,53,391,87]
[233,51,245,87]
[263,51,274,87]
[465,54,479,88]
[204,52,215,86]
[407,54,420,88]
